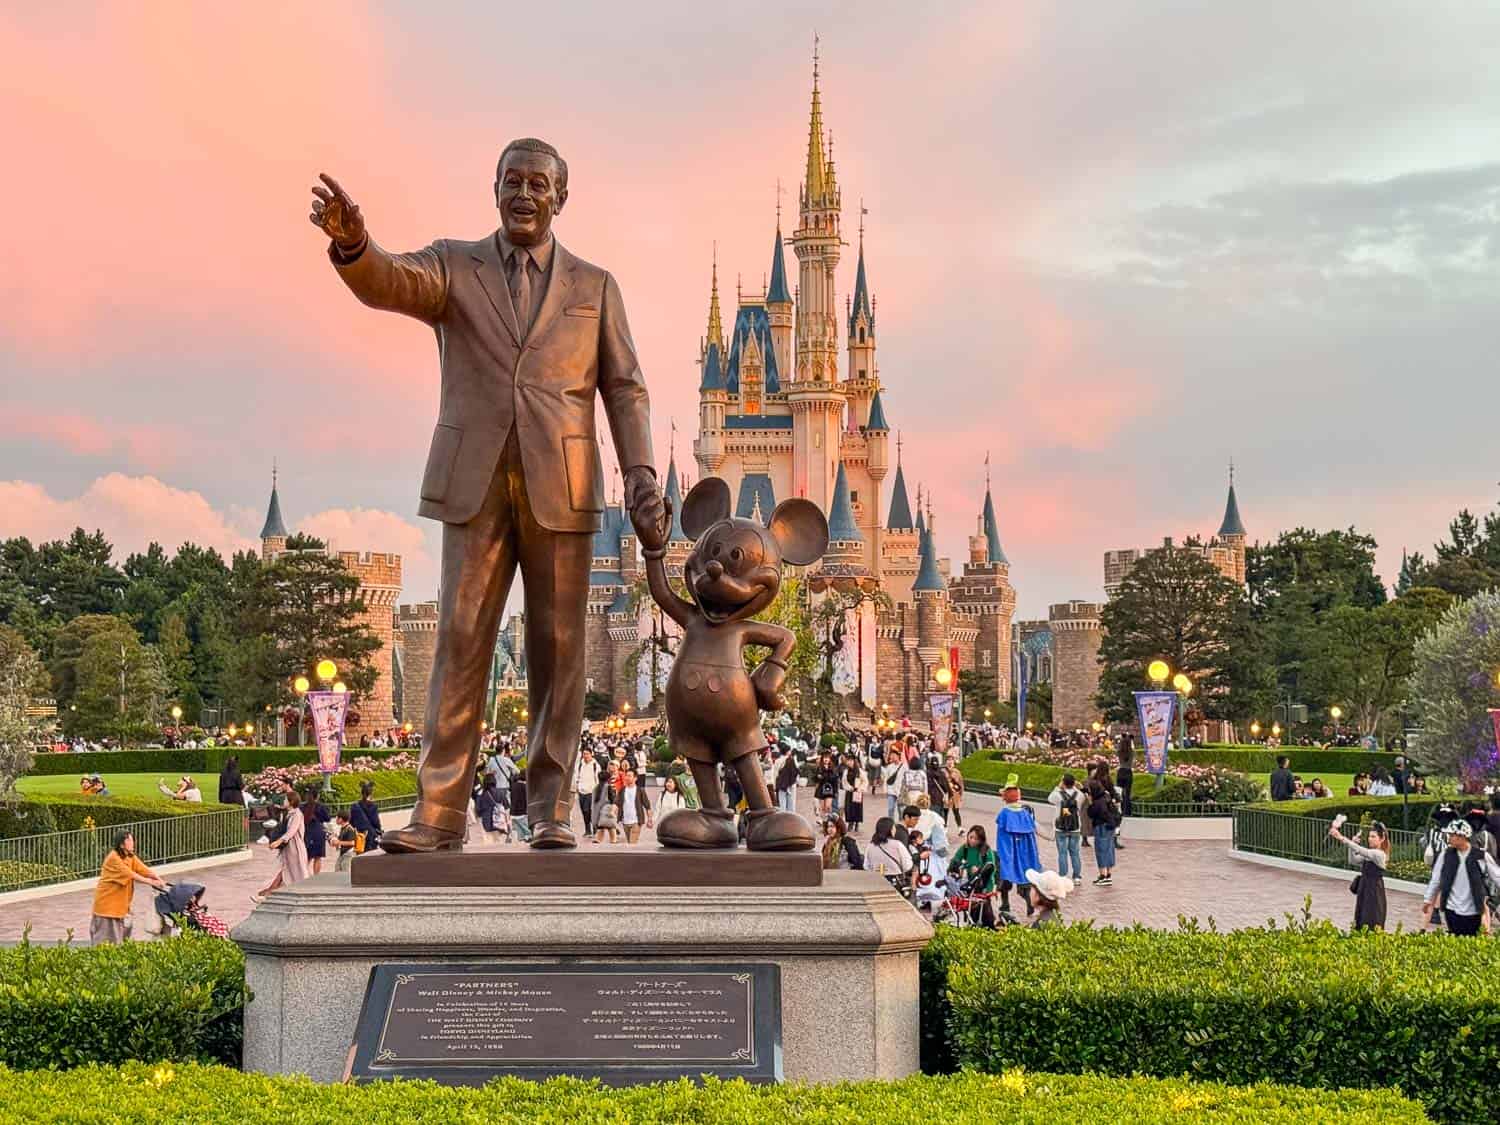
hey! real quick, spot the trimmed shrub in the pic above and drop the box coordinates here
[0,1063,1427,1123]
[0,934,248,1070]
[961,755,1199,805]
[325,769,419,803]
[0,795,239,840]
[929,923,1500,1123]
[1240,793,1446,822]
[1181,746,1402,774]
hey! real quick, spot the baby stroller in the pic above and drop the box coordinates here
[933,861,1010,929]
[152,882,231,938]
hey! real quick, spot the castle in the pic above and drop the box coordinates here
[579,46,1018,720]
[1018,476,1249,732]
[258,473,402,742]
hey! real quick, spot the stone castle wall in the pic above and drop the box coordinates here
[1048,600,1102,732]
[396,601,438,731]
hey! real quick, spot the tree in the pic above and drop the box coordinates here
[0,625,47,803]
[1409,589,1500,787]
[1303,587,1452,736]
[238,550,381,715]
[958,668,998,723]
[49,613,134,711]
[1097,545,1263,722]
[67,618,168,742]
[1406,494,1500,598]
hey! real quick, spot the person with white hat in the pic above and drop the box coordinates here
[1422,819,1500,937]
[1023,867,1073,928]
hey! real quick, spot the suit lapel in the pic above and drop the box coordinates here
[471,235,521,348]
[526,241,576,345]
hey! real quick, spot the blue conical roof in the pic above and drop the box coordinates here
[913,527,944,592]
[826,463,862,542]
[1218,482,1246,537]
[848,240,874,336]
[866,390,889,432]
[592,504,625,558]
[260,482,288,539]
[700,341,725,391]
[887,462,914,531]
[767,227,791,305]
[664,456,687,543]
[981,487,1007,564]
[915,499,926,537]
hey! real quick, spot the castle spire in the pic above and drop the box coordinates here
[887,435,914,531]
[803,35,829,203]
[913,524,944,592]
[1218,462,1246,537]
[259,464,288,540]
[767,209,791,305]
[827,462,862,542]
[981,456,1007,565]
[664,440,687,544]
[849,201,874,337]
[705,243,724,354]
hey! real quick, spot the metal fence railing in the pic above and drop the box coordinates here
[1232,806,1426,872]
[0,809,246,893]
[966,780,1234,818]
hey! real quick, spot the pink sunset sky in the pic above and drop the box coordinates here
[4,2,1499,615]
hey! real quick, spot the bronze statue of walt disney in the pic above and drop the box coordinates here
[644,477,828,852]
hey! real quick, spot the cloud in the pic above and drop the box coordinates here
[0,475,258,559]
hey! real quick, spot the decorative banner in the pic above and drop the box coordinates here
[307,690,350,774]
[1134,691,1178,775]
[929,692,956,754]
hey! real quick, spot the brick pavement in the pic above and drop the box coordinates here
[0,789,1425,944]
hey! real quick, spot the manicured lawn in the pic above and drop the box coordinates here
[18,772,188,801]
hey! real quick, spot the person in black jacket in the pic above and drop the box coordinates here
[1114,746,1133,851]
[775,749,800,813]
[1268,756,1295,802]
[348,780,384,852]
[217,756,244,807]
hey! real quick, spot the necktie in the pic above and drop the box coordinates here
[509,249,533,337]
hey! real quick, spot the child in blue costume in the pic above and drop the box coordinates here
[994,774,1040,915]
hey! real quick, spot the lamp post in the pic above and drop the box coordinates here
[1172,672,1192,750]
[1330,705,1342,744]
[934,663,962,754]
[293,675,310,746]
[1250,720,1262,743]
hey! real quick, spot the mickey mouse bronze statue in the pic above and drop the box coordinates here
[643,477,828,851]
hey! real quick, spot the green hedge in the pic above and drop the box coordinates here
[324,769,418,804]
[0,935,248,1070]
[928,923,1499,1123]
[960,755,1196,805]
[0,794,240,840]
[26,746,409,778]
[1240,794,1445,822]
[0,1064,1427,1123]
[1180,747,1402,774]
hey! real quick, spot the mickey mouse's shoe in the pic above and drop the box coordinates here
[744,808,816,852]
[657,807,739,849]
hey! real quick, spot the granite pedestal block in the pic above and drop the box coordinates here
[233,868,932,1085]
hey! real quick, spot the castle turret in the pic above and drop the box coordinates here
[788,38,846,510]
[766,211,793,380]
[259,466,288,560]
[693,254,729,478]
[1216,464,1247,584]
[846,212,877,429]
[815,462,873,593]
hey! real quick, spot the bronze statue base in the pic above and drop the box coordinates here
[351,846,823,888]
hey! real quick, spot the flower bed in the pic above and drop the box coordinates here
[961,751,1262,809]
[0,1063,1426,1123]
[244,753,419,799]
[925,922,1499,1123]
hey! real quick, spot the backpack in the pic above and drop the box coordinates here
[1105,795,1124,829]
[1055,790,1080,834]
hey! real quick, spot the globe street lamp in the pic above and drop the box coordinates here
[1250,720,1262,741]
[332,681,347,695]
[1147,660,1170,687]
[1171,672,1192,750]
[316,659,338,685]
[1330,705,1343,743]
[293,675,310,747]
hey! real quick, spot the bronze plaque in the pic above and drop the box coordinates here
[348,962,781,1085]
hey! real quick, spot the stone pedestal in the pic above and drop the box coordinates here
[233,868,931,1085]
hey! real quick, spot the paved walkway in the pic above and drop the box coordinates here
[0,790,1424,944]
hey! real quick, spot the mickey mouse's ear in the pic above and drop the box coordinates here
[767,498,829,566]
[680,477,732,540]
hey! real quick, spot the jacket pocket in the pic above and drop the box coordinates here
[562,434,604,513]
[420,424,463,502]
[564,304,600,318]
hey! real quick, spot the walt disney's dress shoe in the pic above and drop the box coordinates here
[528,821,577,849]
[378,823,464,854]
